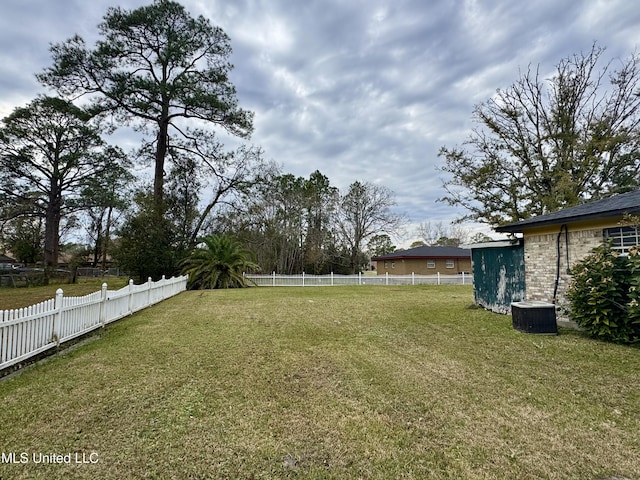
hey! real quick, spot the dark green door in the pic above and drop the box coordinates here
[471,241,525,314]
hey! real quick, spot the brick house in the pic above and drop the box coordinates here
[371,245,472,275]
[494,189,640,320]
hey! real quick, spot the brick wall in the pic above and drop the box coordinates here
[524,227,603,320]
[377,257,472,275]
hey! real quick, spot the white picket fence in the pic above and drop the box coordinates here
[0,275,188,372]
[245,272,473,287]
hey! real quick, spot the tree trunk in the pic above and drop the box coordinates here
[349,246,358,274]
[93,209,105,268]
[44,183,62,283]
[93,230,101,268]
[102,205,113,271]
[154,118,169,211]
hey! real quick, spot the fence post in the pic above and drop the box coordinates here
[331,272,334,286]
[412,272,415,285]
[145,277,151,306]
[128,279,134,315]
[358,272,362,285]
[437,272,441,285]
[461,272,465,285]
[99,283,108,327]
[272,271,276,287]
[53,288,63,345]
[385,272,389,286]
[302,272,305,287]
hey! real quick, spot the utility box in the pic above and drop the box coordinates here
[511,301,557,335]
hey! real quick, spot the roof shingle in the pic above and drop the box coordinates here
[495,189,640,233]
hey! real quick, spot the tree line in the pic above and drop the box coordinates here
[215,169,402,275]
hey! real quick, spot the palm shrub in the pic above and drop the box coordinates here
[181,234,259,289]
[567,243,640,344]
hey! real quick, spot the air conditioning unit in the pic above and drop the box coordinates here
[511,301,557,335]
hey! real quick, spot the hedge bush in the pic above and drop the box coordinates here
[567,243,640,344]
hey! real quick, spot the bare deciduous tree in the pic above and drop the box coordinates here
[337,181,403,273]
[440,44,640,226]
[416,221,470,247]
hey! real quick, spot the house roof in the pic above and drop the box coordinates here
[371,245,471,261]
[0,254,16,263]
[495,189,640,233]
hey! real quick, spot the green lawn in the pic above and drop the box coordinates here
[0,285,638,479]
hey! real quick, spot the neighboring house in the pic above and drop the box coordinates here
[0,254,17,271]
[494,189,640,320]
[371,245,472,275]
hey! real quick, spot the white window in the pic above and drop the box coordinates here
[604,226,640,254]
[427,260,435,268]
[446,259,455,269]
[391,261,395,269]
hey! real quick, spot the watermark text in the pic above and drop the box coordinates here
[1,451,99,465]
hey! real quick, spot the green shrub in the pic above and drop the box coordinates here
[626,246,640,335]
[567,243,640,344]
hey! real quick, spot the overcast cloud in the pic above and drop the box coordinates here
[1,0,640,245]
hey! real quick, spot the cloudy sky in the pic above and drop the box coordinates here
[1,0,640,245]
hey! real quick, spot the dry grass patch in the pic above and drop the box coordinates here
[0,285,638,479]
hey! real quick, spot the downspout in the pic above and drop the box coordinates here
[553,224,570,303]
